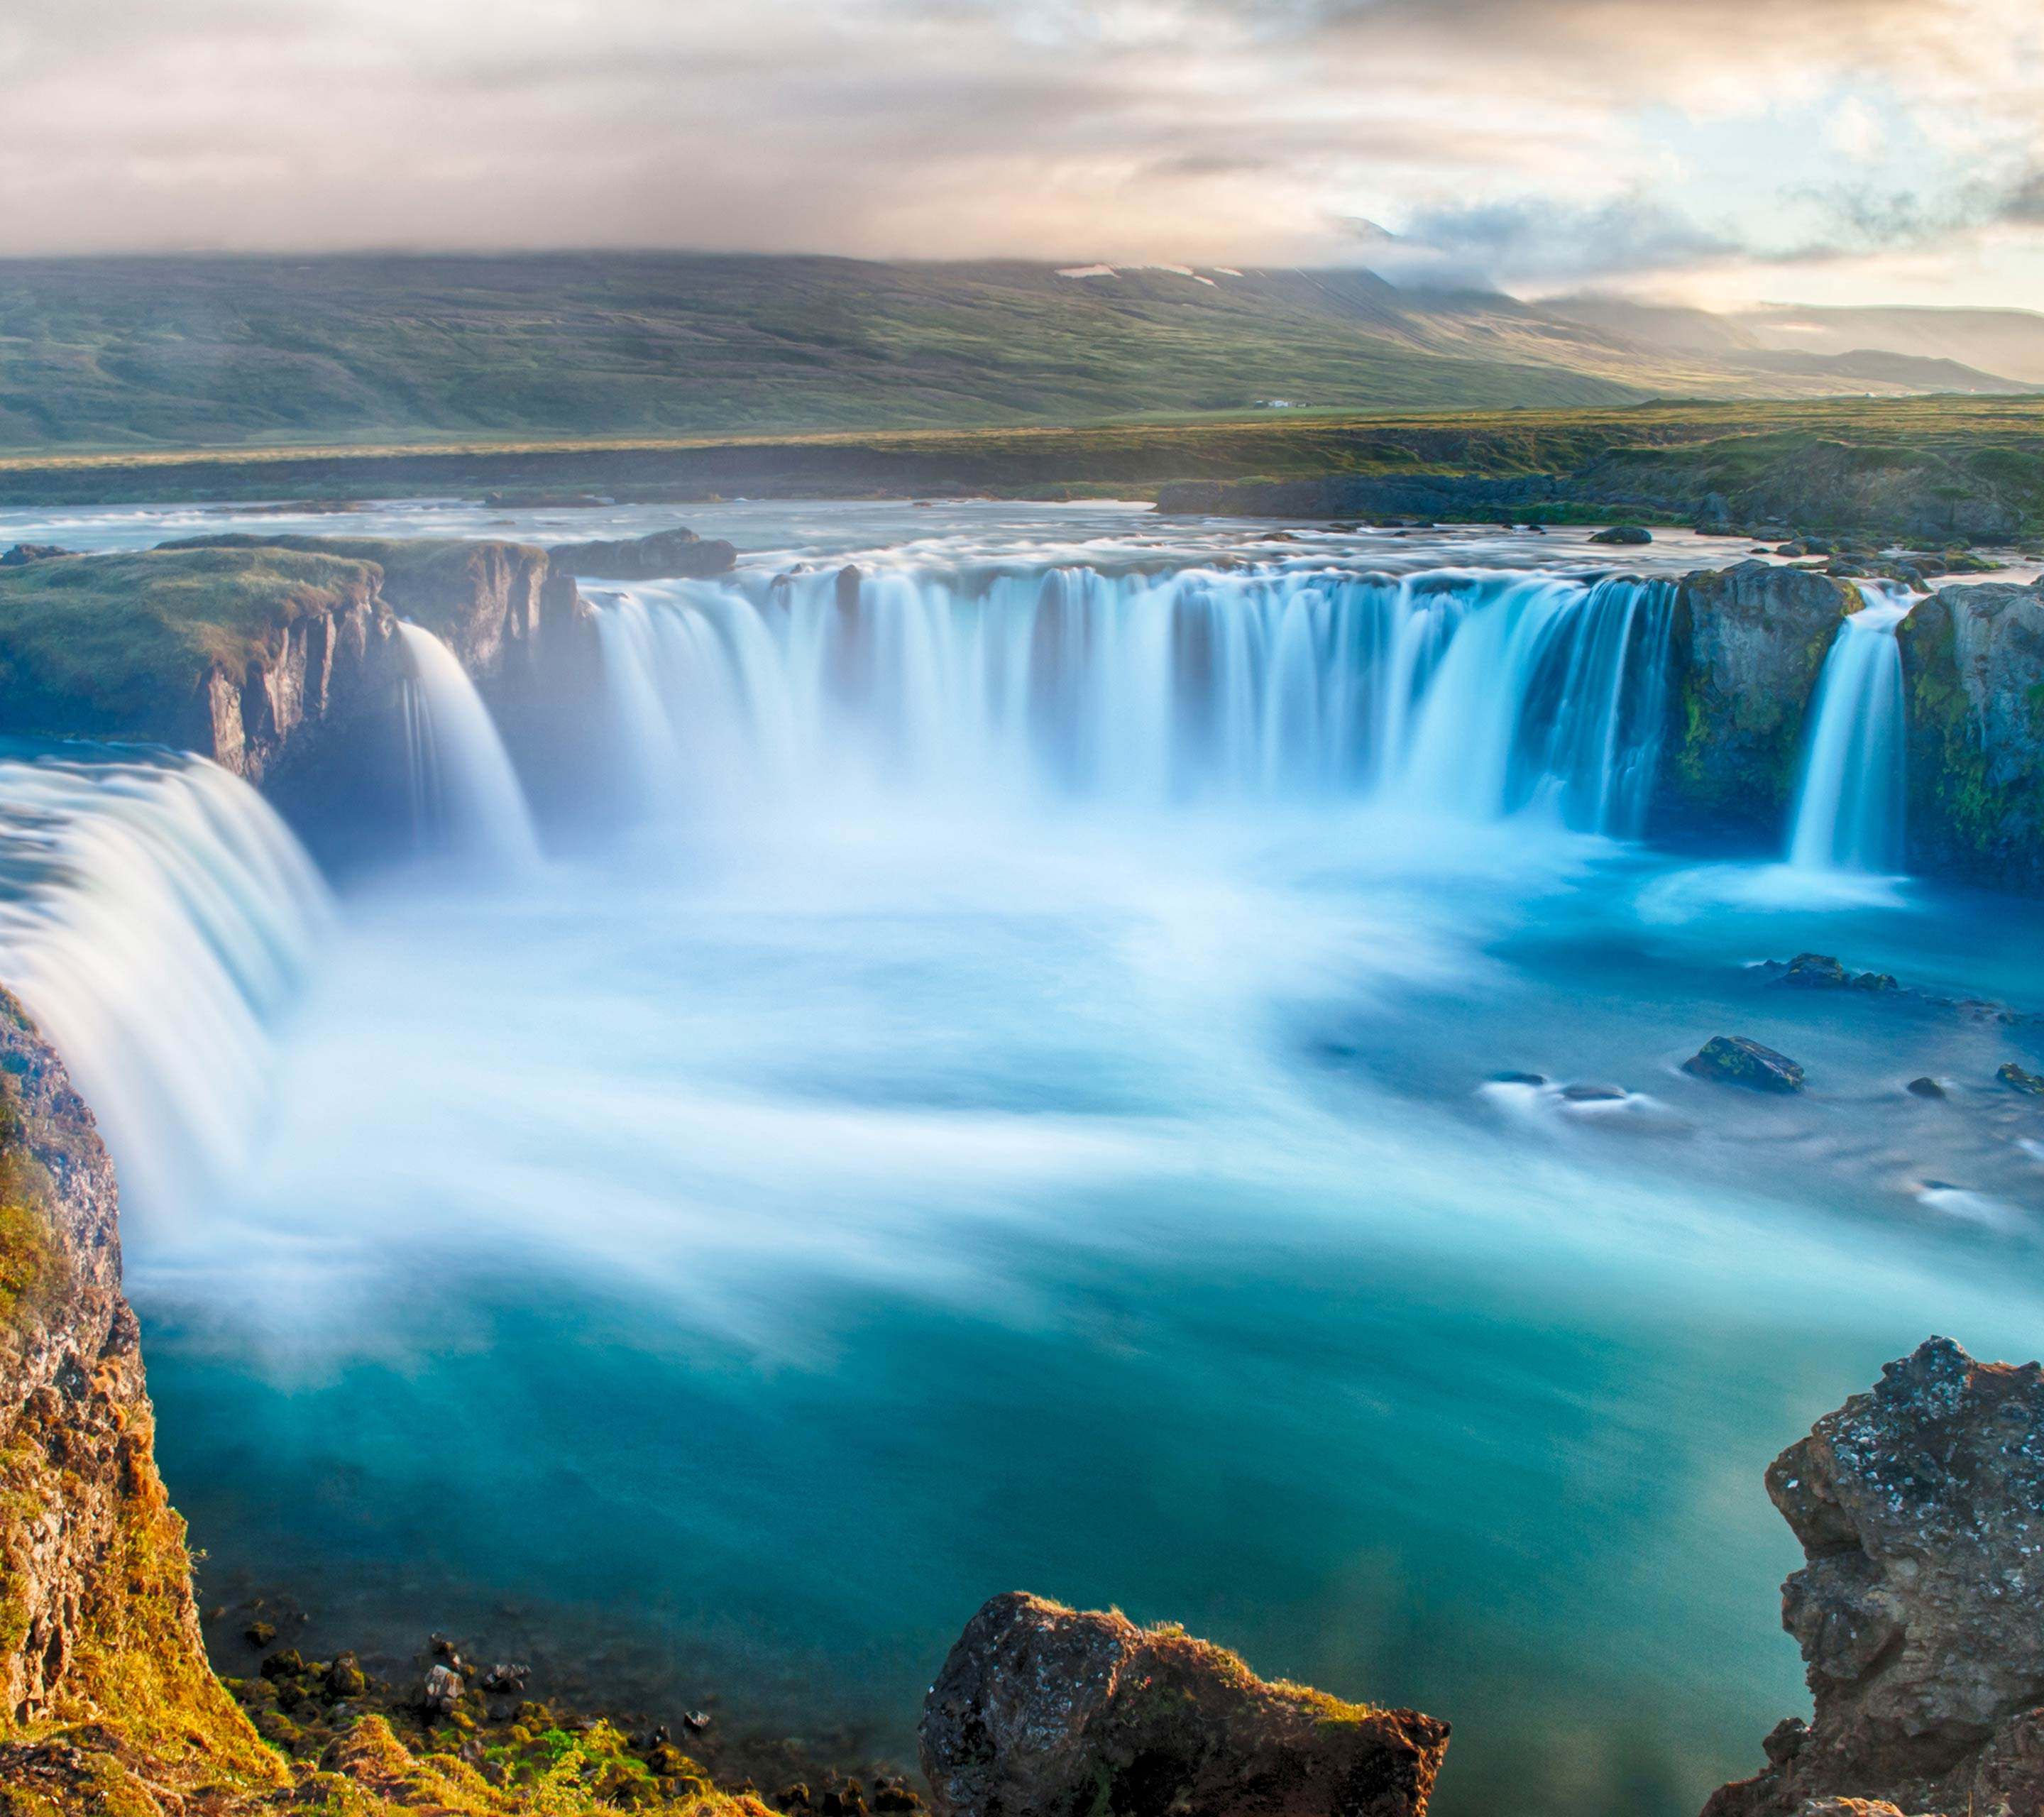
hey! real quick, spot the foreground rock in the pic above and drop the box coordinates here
[1703,1337,2044,1817]
[1588,524,1652,545]
[1683,1035,1806,1092]
[547,525,739,580]
[920,1592,1449,1817]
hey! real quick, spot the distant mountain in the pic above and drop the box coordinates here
[0,253,2034,454]
[1542,295,2036,394]
[1735,305,2044,386]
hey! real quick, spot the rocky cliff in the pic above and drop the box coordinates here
[1703,1337,2044,1817]
[1898,581,2044,893]
[1655,561,1860,839]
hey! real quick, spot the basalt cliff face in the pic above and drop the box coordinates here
[1898,581,2044,893]
[1654,561,1860,840]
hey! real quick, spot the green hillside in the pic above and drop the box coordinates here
[4,253,2028,458]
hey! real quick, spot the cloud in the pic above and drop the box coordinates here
[0,0,2036,304]
[1379,196,1744,285]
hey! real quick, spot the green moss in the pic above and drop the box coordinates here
[0,546,380,741]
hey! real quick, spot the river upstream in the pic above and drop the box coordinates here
[1,501,2040,1817]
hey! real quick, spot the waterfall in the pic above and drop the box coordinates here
[1786,587,1913,874]
[588,564,1676,837]
[0,751,329,1225]
[397,623,544,873]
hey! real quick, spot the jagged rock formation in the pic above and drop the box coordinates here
[1898,581,2044,893]
[1703,1337,2044,1817]
[547,526,739,581]
[1656,561,1859,838]
[919,1592,1449,1817]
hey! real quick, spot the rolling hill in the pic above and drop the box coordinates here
[0,253,2036,456]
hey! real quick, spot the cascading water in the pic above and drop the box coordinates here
[1786,586,1914,874]
[0,750,328,1224]
[590,564,1676,837]
[397,622,544,873]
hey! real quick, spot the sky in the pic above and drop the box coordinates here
[2,0,2042,307]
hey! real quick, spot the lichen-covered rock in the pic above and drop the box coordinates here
[1656,561,1860,838]
[919,1592,1449,1817]
[1703,1337,2044,1817]
[1898,581,2044,894]
[1683,1036,1806,1092]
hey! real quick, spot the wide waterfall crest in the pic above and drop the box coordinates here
[398,622,545,874]
[0,752,329,1226]
[590,563,1677,837]
[1787,584,1914,874]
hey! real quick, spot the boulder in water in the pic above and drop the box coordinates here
[420,1662,463,1717]
[1703,1337,2044,1817]
[1764,953,1899,993]
[1589,525,1653,545]
[1683,1035,1805,1092]
[1904,1075,1950,1099]
[1997,1061,2044,1094]
[919,1592,1449,1817]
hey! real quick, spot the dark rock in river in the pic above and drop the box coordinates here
[1682,1036,1806,1092]
[1588,525,1652,545]
[1997,1061,2044,1094]
[1905,1076,1950,1099]
[546,525,739,581]
[1703,1337,2044,1817]
[920,1591,1449,1817]
[1764,953,1899,993]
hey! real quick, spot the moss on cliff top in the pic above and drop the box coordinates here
[0,547,380,735]
[164,534,548,640]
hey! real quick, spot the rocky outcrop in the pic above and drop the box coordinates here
[0,544,72,566]
[1897,581,2044,893]
[1655,561,1859,838]
[919,1593,1449,1817]
[1703,1337,2044,1817]
[547,526,738,581]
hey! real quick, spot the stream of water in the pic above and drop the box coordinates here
[1,503,2039,1817]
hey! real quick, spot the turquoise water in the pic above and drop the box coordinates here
[2,502,2040,1817]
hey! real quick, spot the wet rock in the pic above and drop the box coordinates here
[1683,1036,1806,1093]
[0,543,73,566]
[1998,1061,2044,1094]
[920,1591,1449,1817]
[1588,525,1653,545]
[325,1652,367,1699]
[1702,1337,2044,1817]
[1905,1076,1950,1099]
[421,1663,464,1718]
[1763,954,1899,993]
[1489,1070,1546,1086]
[1559,1083,1627,1102]
[479,1660,528,1694]
[245,1620,279,1647]
[546,526,739,581]
[261,1647,307,1680]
